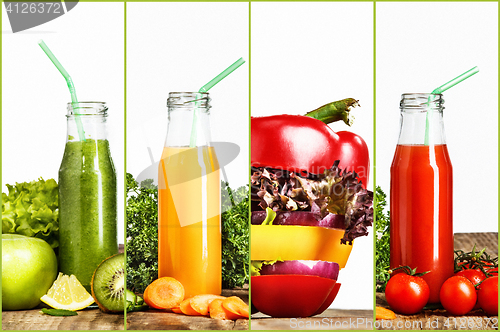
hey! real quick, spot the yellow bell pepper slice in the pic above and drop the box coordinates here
[251,225,353,268]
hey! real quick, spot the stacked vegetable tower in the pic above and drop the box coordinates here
[250,99,373,318]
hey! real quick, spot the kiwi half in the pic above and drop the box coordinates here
[91,253,125,313]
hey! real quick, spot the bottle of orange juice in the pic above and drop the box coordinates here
[158,92,221,298]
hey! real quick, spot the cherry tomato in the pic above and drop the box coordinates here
[487,267,498,276]
[455,269,486,286]
[385,273,430,315]
[456,260,498,276]
[477,276,498,316]
[440,276,477,315]
[455,269,487,309]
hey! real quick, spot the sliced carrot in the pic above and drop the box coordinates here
[190,294,226,316]
[222,296,249,318]
[143,277,185,310]
[180,298,202,316]
[222,306,244,320]
[209,299,228,320]
[375,306,396,320]
[171,307,183,314]
[143,282,156,309]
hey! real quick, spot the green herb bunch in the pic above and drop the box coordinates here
[126,173,158,294]
[221,182,249,289]
[375,186,391,292]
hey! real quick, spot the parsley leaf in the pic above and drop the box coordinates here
[126,174,158,294]
[221,182,249,288]
[375,186,391,292]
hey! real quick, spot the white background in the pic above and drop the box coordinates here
[2,3,125,243]
[377,2,498,235]
[126,2,249,189]
[252,2,374,311]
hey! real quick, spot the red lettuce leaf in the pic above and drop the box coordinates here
[251,161,373,244]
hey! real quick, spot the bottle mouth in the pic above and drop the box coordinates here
[167,92,211,109]
[400,93,444,111]
[67,101,108,116]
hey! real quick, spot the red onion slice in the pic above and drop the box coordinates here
[259,260,339,280]
[252,211,346,230]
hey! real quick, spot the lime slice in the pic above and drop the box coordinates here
[40,273,94,311]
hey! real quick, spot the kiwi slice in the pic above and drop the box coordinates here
[91,253,125,313]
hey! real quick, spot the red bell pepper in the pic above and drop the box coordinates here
[251,98,370,188]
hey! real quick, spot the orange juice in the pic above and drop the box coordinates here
[158,146,221,297]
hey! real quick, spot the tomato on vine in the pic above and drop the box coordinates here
[455,268,486,309]
[455,269,487,286]
[477,276,498,316]
[454,245,498,277]
[487,267,498,276]
[452,245,498,313]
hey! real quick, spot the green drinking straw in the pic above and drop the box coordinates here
[38,40,86,142]
[189,57,246,147]
[424,66,479,145]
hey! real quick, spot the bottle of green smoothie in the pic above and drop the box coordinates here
[58,102,118,292]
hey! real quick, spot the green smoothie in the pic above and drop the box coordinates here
[58,139,118,292]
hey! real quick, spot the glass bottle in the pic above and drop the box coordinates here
[158,92,221,298]
[58,102,118,292]
[390,93,453,304]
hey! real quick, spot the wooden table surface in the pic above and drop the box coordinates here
[2,290,249,331]
[1,306,124,330]
[376,232,498,330]
[126,311,249,330]
[251,309,373,330]
[126,288,249,330]
[453,232,498,256]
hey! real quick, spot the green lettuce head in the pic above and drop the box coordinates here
[2,178,59,248]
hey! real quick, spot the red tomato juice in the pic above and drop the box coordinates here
[390,144,453,304]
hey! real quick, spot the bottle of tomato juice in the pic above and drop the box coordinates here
[390,93,453,304]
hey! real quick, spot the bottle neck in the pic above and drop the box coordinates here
[398,93,446,145]
[66,102,108,142]
[165,92,212,147]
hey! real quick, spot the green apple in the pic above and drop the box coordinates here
[2,234,58,310]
